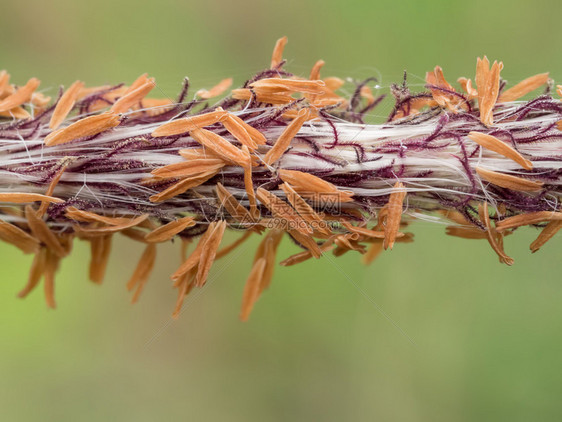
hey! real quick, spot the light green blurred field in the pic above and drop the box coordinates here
[1,1,561,420]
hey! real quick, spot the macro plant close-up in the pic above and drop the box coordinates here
[1,1,561,421]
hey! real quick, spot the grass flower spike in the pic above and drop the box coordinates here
[0,37,560,320]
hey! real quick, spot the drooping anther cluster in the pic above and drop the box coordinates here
[0,37,560,319]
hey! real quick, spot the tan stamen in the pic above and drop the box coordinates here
[256,187,313,236]
[149,169,219,203]
[362,241,384,265]
[125,74,149,93]
[18,248,47,298]
[280,182,331,236]
[171,269,196,319]
[25,205,67,258]
[309,60,325,80]
[457,77,478,99]
[37,159,73,218]
[89,234,113,284]
[144,217,196,243]
[479,202,513,265]
[445,226,488,239]
[151,158,226,180]
[0,219,40,254]
[383,182,406,250]
[196,78,233,99]
[216,183,255,224]
[288,229,322,258]
[475,167,543,192]
[220,112,258,150]
[499,72,549,102]
[240,257,267,321]
[189,128,248,165]
[171,222,217,281]
[496,211,562,232]
[231,88,294,104]
[151,109,227,137]
[530,221,562,253]
[43,249,59,308]
[250,78,326,95]
[0,70,10,94]
[264,108,309,165]
[110,78,155,114]
[278,169,354,202]
[241,146,259,218]
[224,112,267,145]
[45,111,121,146]
[75,214,148,235]
[127,243,157,303]
[195,220,227,287]
[280,238,334,266]
[49,81,85,130]
[0,192,64,204]
[254,229,284,293]
[475,57,503,126]
[468,131,533,170]
[66,207,137,226]
[270,36,288,68]
[341,221,393,239]
[0,77,40,112]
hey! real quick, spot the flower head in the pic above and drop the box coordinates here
[0,38,560,320]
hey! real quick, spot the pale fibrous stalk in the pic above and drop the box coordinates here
[0,38,560,319]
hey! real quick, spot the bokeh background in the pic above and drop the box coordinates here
[1,0,561,420]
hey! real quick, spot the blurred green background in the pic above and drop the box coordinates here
[1,0,561,420]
